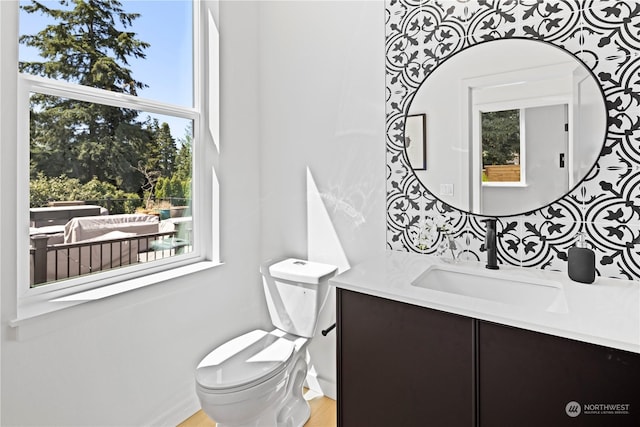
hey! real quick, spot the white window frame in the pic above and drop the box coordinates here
[11,0,220,319]
[476,106,527,186]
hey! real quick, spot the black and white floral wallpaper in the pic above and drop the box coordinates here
[386,0,640,280]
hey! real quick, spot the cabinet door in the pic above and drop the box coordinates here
[478,320,640,426]
[337,289,474,427]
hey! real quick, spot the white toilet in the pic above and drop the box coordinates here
[195,258,337,427]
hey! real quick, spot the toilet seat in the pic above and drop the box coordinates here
[196,329,295,393]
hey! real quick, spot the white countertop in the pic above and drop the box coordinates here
[330,250,640,354]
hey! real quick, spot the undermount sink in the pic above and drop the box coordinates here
[411,264,568,313]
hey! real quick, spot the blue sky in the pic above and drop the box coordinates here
[19,0,193,140]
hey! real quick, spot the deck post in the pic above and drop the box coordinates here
[31,234,49,285]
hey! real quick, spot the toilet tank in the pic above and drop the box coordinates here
[261,258,337,338]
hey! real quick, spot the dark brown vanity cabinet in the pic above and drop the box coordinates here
[337,288,640,427]
[336,289,474,427]
[478,321,640,427]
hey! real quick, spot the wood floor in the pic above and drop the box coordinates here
[178,394,336,427]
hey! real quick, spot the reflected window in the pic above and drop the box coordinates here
[481,109,523,184]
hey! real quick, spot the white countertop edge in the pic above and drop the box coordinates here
[330,251,640,354]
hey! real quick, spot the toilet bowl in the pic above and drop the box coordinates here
[195,258,337,427]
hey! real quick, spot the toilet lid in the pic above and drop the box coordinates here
[196,330,295,391]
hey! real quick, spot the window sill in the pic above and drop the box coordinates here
[482,182,528,188]
[10,260,221,339]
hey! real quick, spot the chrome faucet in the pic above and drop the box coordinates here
[481,218,499,270]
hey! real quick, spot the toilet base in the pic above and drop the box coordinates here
[284,398,311,427]
[199,347,311,427]
[214,398,310,427]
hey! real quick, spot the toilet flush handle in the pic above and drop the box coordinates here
[321,323,336,336]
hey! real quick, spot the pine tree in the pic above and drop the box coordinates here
[20,0,149,93]
[174,126,192,182]
[156,122,177,177]
[21,0,150,192]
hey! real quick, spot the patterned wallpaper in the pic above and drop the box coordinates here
[385,0,640,280]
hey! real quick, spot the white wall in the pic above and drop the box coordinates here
[1,0,386,424]
[257,1,386,399]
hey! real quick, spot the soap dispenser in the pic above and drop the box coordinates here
[568,232,595,284]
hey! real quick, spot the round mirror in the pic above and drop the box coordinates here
[405,39,607,216]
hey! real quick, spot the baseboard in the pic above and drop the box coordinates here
[147,391,201,426]
[305,367,336,401]
[317,376,337,400]
[155,376,335,426]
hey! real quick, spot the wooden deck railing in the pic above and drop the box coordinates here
[483,165,521,182]
[30,231,190,287]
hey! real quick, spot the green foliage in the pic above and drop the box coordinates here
[481,109,521,166]
[156,122,177,177]
[30,174,84,207]
[28,96,151,193]
[174,131,192,181]
[182,178,192,200]
[168,176,184,199]
[80,176,142,213]
[21,0,150,194]
[154,126,192,203]
[30,174,141,214]
[154,177,167,200]
[155,175,191,202]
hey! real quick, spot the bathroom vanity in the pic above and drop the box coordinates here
[331,251,640,427]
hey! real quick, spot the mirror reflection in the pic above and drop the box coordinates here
[406,39,606,216]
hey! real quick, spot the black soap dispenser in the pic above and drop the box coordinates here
[568,232,595,284]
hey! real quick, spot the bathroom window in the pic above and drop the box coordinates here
[16,0,217,301]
